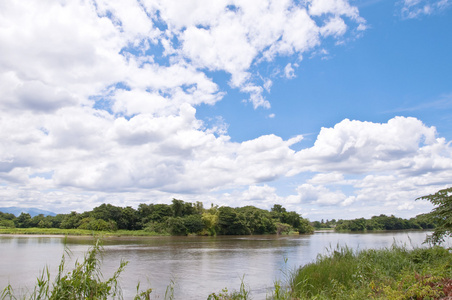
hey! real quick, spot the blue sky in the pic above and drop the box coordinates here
[198,0,452,144]
[0,0,451,220]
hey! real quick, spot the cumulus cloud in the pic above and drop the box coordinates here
[294,117,445,174]
[275,117,452,219]
[294,183,348,206]
[1,0,450,220]
[0,0,366,114]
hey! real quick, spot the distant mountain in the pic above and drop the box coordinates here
[0,207,57,217]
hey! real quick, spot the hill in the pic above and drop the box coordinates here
[0,207,56,217]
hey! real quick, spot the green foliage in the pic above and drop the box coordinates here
[0,200,314,236]
[236,206,276,234]
[60,212,83,229]
[217,206,250,235]
[171,199,185,218]
[183,214,204,234]
[166,217,187,235]
[312,219,337,230]
[78,217,117,231]
[148,204,173,223]
[143,221,169,235]
[287,244,452,300]
[120,206,141,230]
[275,222,292,235]
[335,214,435,232]
[0,219,15,229]
[15,213,32,228]
[417,186,452,245]
[207,276,250,300]
[271,204,313,234]
[202,210,219,236]
[296,217,314,234]
[0,212,15,228]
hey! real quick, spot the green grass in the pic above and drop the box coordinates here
[284,244,452,299]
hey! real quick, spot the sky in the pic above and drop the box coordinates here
[0,0,451,221]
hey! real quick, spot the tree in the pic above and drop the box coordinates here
[15,213,32,228]
[149,204,173,223]
[60,211,82,229]
[31,214,47,228]
[91,204,122,225]
[417,187,452,245]
[217,206,250,235]
[183,214,204,234]
[120,206,140,230]
[167,217,187,235]
[171,199,185,217]
[202,211,219,236]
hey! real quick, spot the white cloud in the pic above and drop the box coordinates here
[0,0,125,99]
[156,0,365,108]
[295,117,445,173]
[294,184,347,206]
[0,0,366,116]
[399,0,451,18]
[1,0,449,221]
[309,0,363,20]
[308,172,345,185]
[320,16,347,37]
[242,185,279,202]
[279,117,452,219]
[284,63,297,79]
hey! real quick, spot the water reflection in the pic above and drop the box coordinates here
[0,231,433,299]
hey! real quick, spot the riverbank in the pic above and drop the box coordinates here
[0,227,431,237]
[209,244,452,299]
[0,227,311,238]
[0,227,167,236]
[274,245,452,299]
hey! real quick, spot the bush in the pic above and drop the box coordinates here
[0,220,15,229]
[78,218,118,231]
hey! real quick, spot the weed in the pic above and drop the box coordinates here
[1,239,151,300]
[207,276,250,300]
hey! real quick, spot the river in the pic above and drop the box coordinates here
[0,231,434,299]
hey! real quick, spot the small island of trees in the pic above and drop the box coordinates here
[0,198,439,236]
[0,200,314,235]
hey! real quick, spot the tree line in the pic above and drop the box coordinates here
[312,214,436,231]
[0,200,313,236]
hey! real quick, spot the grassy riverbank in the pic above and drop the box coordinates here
[269,244,452,300]
[0,227,167,236]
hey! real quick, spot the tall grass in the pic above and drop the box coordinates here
[286,244,452,299]
[1,239,153,300]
